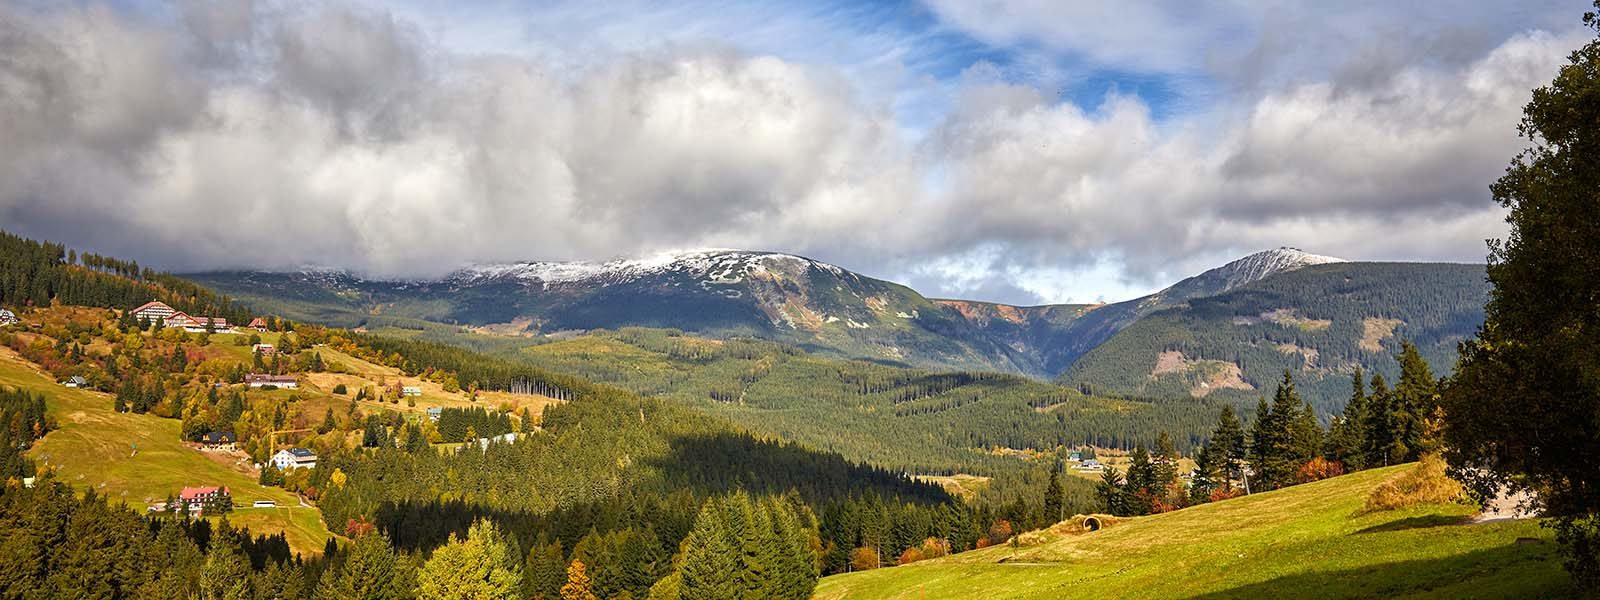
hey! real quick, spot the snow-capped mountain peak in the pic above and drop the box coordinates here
[1216,247,1347,284]
[453,249,845,286]
[1155,247,1347,303]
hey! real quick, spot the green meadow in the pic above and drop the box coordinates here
[815,465,1575,599]
[2,348,336,556]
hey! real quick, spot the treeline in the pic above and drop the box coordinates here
[0,478,301,598]
[0,386,51,480]
[349,333,590,400]
[0,229,252,324]
[1097,342,1444,516]
[516,328,1221,476]
[1064,262,1488,409]
[434,407,513,443]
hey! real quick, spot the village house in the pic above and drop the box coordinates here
[0,308,17,326]
[247,317,268,332]
[178,485,231,515]
[427,407,443,421]
[59,375,87,388]
[200,431,237,452]
[270,448,317,470]
[253,343,276,356]
[246,374,298,389]
[401,386,423,397]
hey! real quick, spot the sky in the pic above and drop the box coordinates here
[0,0,1590,305]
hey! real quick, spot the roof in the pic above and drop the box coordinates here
[178,486,228,500]
[283,447,316,458]
[65,376,86,385]
[130,301,173,314]
[201,431,235,443]
[248,317,267,326]
[246,374,297,383]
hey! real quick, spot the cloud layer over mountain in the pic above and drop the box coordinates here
[0,1,1585,304]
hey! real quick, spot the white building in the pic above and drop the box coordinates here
[246,374,298,389]
[129,301,177,323]
[270,448,317,470]
[0,308,17,326]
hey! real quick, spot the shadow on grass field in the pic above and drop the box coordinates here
[814,466,1576,599]
[1188,541,1574,599]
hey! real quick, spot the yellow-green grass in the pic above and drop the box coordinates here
[916,474,992,502]
[0,348,336,556]
[815,465,1576,599]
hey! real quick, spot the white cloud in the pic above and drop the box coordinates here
[0,2,1588,304]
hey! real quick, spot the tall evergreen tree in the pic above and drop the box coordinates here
[1327,371,1369,469]
[315,532,416,600]
[417,520,523,600]
[1210,406,1246,491]
[1392,342,1439,461]
[1363,374,1396,467]
[1043,466,1065,524]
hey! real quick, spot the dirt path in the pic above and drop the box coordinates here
[1474,488,1536,523]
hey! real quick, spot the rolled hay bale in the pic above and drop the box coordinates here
[1057,513,1120,534]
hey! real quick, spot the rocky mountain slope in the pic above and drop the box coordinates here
[189,248,1488,406]
[190,250,1038,374]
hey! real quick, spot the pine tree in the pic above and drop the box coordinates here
[314,532,416,600]
[1096,466,1127,516]
[1392,342,1438,462]
[1043,466,1065,524]
[1189,444,1221,504]
[1210,406,1246,491]
[523,536,566,600]
[417,520,523,600]
[1124,446,1157,514]
[1363,374,1396,467]
[1328,371,1368,469]
[559,560,598,600]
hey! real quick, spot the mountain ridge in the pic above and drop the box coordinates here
[186,247,1487,404]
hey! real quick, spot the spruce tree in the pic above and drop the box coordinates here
[1210,406,1246,491]
[1363,374,1396,467]
[1392,342,1438,462]
[1044,467,1065,524]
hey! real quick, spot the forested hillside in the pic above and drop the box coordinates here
[189,250,1043,375]
[1062,262,1488,412]
[0,230,1117,598]
[1,230,251,324]
[507,327,1223,473]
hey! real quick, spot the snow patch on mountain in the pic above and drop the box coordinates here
[452,250,845,286]
[1217,247,1346,283]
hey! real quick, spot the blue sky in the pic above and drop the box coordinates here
[1,0,1591,304]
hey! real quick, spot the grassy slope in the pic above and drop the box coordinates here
[0,347,335,556]
[815,465,1575,599]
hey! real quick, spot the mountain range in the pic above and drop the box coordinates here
[188,247,1489,406]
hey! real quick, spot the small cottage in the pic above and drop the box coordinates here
[200,431,237,452]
